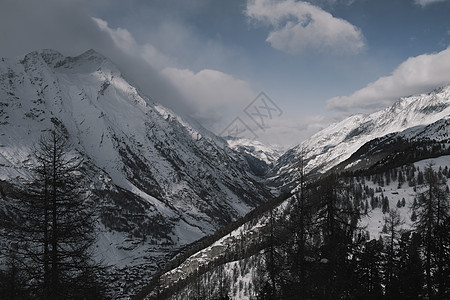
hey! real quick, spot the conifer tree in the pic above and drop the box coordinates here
[2,129,103,299]
[413,163,450,299]
[382,208,404,298]
[282,152,315,299]
[397,232,423,298]
[354,239,383,299]
[313,174,362,298]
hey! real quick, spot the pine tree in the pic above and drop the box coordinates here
[313,174,362,298]
[397,232,423,298]
[258,207,284,300]
[284,153,314,299]
[382,208,404,298]
[2,129,103,299]
[413,163,450,299]
[398,170,405,189]
[354,239,383,299]
[382,195,390,214]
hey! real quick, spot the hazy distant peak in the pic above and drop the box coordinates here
[39,49,65,65]
[75,48,110,64]
[31,48,120,75]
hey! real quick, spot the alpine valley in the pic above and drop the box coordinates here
[1,50,450,299]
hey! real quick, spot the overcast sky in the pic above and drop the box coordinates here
[2,0,450,147]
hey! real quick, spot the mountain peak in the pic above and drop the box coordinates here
[36,49,120,75]
[77,48,108,62]
[39,49,64,58]
[19,49,111,72]
[383,85,450,121]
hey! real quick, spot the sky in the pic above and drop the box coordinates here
[1,0,450,148]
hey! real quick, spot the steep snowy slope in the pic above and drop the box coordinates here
[333,117,450,173]
[0,49,270,295]
[271,86,450,188]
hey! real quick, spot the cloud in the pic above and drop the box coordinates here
[254,114,331,147]
[93,17,258,130]
[0,0,332,147]
[161,67,255,126]
[92,17,172,70]
[245,0,365,55]
[414,0,447,7]
[326,46,450,112]
[308,0,356,7]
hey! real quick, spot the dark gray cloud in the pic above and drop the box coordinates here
[0,0,102,57]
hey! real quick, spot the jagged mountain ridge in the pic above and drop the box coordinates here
[333,117,450,173]
[0,49,270,294]
[271,85,450,189]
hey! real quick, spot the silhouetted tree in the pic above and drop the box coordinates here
[2,129,104,299]
[383,208,404,298]
[413,163,450,299]
[312,174,362,298]
[397,232,424,299]
[354,239,383,299]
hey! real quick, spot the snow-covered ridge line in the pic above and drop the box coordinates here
[272,85,450,187]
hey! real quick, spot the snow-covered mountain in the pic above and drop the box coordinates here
[271,86,450,188]
[0,49,270,295]
[333,117,450,173]
[225,137,284,165]
[225,137,284,178]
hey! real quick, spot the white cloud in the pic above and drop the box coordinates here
[245,0,365,55]
[415,0,447,7]
[93,18,257,129]
[254,114,331,147]
[326,46,450,111]
[92,17,172,70]
[161,67,255,124]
